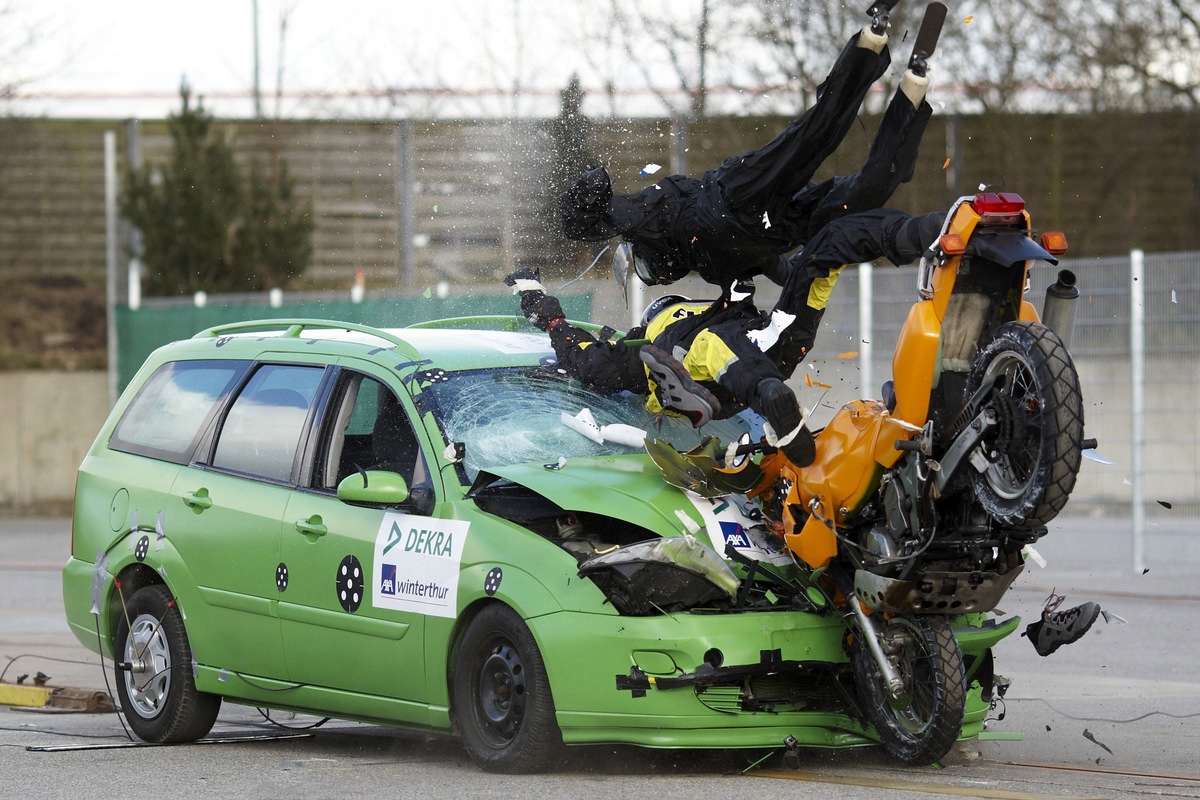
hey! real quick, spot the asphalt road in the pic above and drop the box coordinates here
[2,514,1198,800]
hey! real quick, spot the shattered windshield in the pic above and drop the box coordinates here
[421,366,757,482]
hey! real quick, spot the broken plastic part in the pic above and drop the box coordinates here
[1021,544,1047,568]
[560,407,649,449]
[1081,449,1115,465]
[645,437,765,498]
[674,509,701,535]
[561,407,603,443]
[579,536,740,616]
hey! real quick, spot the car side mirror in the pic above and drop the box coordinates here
[337,470,410,506]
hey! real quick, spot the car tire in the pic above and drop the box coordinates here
[453,604,563,773]
[114,584,221,743]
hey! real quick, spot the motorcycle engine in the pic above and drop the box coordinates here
[858,475,905,572]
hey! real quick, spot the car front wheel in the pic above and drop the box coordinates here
[453,604,562,773]
[114,584,221,743]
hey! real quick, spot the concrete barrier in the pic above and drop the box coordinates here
[0,371,107,511]
[0,355,1191,514]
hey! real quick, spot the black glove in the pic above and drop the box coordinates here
[503,267,543,289]
[569,166,613,208]
[520,291,565,331]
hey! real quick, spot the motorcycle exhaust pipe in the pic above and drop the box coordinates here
[1041,269,1079,349]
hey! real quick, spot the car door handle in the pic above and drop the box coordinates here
[295,516,328,539]
[181,489,213,511]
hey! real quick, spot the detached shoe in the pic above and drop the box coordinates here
[755,378,816,467]
[1025,592,1100,657]
[639,345,720,428]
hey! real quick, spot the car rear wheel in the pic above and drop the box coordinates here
[453,604,563,773]
[114,584,220,743]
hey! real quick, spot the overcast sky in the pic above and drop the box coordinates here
[8,0,609,118]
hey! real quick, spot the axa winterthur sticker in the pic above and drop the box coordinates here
[686,494,792,567]
[373,512,470,618]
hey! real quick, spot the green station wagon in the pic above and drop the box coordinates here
[63,317,1011,772]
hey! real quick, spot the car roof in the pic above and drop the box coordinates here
[153,317,569,372]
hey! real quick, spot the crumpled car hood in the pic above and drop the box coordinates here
[484,454,705,539]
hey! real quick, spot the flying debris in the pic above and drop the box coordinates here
[1082,729,1114,755]
[1081,449,1116,465]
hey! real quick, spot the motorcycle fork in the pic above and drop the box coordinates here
[846,595,907,699]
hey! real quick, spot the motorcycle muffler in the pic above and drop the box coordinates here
[1041,269,1079,349]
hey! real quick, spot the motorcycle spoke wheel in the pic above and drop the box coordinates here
[965,321,1084,528]
[978,350,1044,500]
[852,616,965,765]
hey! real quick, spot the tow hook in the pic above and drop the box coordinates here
[783,734,801,769]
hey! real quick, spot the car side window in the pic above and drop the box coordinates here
[317,373,432,509]
[210,364,324,482]
[111,360,247,465]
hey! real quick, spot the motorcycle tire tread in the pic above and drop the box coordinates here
[852,616,966,766]
[966,321,1084,529]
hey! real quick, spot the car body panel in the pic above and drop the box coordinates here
[63,318,1013,757]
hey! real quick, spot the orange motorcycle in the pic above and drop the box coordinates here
[749,191,1086,763]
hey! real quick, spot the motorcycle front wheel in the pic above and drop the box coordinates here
[852,615,965,765]
[965,321,1084,528]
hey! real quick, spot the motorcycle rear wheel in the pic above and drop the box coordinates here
[852,615,965,765]
[965,321,1084,528]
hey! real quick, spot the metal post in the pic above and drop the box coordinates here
[629,276,645,332]
[126,118,143,311]
[252,0,263,118]
[670,115,688,175]
[945,115,960,200]
[858,261,873,398]
[104,131,119,408]
[1130,248,1146,573]
[395,119,414,286]
[499,121,516,272]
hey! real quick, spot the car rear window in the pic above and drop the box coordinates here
[111,360,247,464]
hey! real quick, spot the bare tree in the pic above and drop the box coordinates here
[603,0,714,119]
[1073,0,1200,111]
[0,1,46,106]
[934,0,1199,113]
[733,0,870,113]
[567,0,764,120]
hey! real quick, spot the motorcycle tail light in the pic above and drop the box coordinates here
[1041,231,1068,254]
[939,232,966,254]
[972,192,1025,223]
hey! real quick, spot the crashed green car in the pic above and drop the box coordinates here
[63,317,1013,772]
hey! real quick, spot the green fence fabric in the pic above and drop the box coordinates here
[115,293,592,392]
